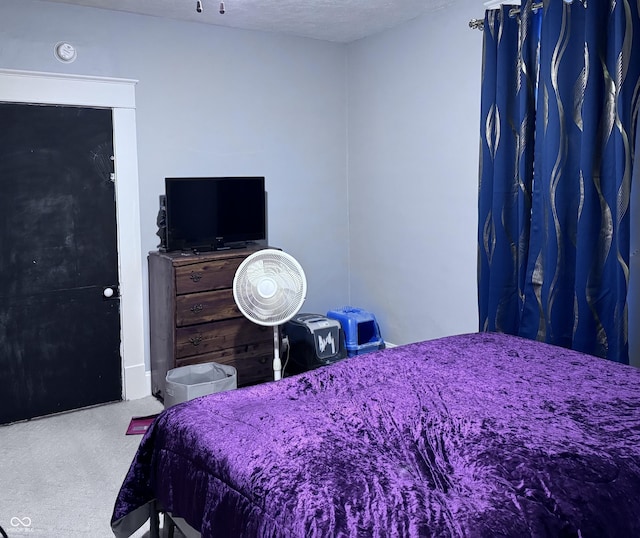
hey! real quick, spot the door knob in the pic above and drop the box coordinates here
[102,285,119,300]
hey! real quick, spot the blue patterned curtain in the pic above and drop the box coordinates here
[478,0,640,364]
[478,4,540,335]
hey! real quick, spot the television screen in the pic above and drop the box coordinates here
[164,176,266,252]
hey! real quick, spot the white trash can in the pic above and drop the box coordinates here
[164,362,237,409]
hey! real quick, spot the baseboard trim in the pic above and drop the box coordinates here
[124,363,151,400]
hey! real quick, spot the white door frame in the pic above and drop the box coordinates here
[0,68,148,400]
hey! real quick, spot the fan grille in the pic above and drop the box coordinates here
[233,249,307,326]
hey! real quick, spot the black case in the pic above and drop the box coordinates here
[284,313,347,375]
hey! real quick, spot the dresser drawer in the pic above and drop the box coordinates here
[176,289,241,326]
[175,341,274,386]
[214,352,274,385]
[176,318,271,359]
[175,257,245,295]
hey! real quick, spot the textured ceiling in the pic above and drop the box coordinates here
[38,0,458,43]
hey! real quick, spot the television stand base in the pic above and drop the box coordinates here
[189,245,217,254]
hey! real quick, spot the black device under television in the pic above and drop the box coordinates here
[163,176,266,252]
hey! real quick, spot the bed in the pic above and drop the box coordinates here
[111,332,640,537]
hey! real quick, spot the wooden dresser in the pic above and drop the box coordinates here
[148,248,274,400]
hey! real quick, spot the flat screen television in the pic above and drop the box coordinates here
[164,176,266,252]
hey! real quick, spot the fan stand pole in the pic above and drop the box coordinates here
[273,326,282,381]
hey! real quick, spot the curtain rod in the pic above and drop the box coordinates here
[469,2,543,31]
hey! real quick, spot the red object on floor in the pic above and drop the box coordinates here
[126,414,159,435]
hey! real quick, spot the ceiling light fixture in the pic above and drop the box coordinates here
[195,0,226,14]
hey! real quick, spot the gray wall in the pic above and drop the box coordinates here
[347,0,639,365]
[347,1,481,345]
[3,0,637,366]
[2,0,350,370]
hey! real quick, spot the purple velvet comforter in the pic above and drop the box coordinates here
[111,332,640,537]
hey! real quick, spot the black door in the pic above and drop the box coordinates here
[0,103,122,424]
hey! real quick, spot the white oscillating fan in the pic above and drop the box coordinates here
[232,249,307,381]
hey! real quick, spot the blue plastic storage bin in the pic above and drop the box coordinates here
[326,306,384,357]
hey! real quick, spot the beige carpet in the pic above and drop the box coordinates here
[0,396,169,537]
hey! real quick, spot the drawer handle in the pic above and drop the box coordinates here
[189,335,203,346]
[190,272,203,282]
[190,303,204,314]
[259,356,268,364]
